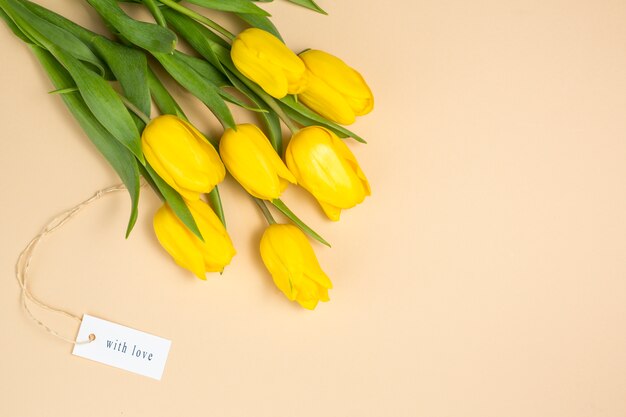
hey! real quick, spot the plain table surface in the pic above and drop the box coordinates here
[1,1,625,416]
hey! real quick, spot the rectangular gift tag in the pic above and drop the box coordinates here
[72,314,171,380]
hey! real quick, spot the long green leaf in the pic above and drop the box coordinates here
[92,37,151,117]
[286,0,327,14]
[22,0,99,46]
[272,199,330,247]
[0,6,32,43]
[172,52,263,111]
[144,163,203,241]
[173,51,228,86]
[48,45,144,162]
[280,96,366,143]
[86,0,177,53]
[235,12,282,40]
[185,0,269,16]
[3,0,106,75]
[161,8,228,70]
[147,67,187,120]
[153,51,235,129]
[208,187,226,227]
[31,46,141,236]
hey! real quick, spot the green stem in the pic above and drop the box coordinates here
[119,94,151,125]
[142,0,167,27]
[158,0,235,41]
[253,198,276,225]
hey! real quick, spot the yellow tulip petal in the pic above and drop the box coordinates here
[259,224,331,308]
[299,49,374,119]
[220,124,294,200]
[153,202,235,279]
[153,205,207,280]
[318,200,342,221]
[142,115,225,199]
[299,72,356,125]
[231,28,307,99]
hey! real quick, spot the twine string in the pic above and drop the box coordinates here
[15,184,130,345]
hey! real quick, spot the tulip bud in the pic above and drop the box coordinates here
[285,126,370,221]
[298,50,374,125]
[142,115,225,201]
[260,224,332,310]
[219,124,296,200]
[231,28,308,99]
[153,200,236,280]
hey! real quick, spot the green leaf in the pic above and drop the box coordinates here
[147,67,186,119]
[161,8,228,70]
[153,51,235,129]
[147,66,187,120]
[272,199,330,247]
[144,163,203,241]
[236,13,282,41]
[31,45,141,236]
[174,51,228,86]
[279,96,367,143]
[92,37,151,117]
[49,46,144,162]
[185,0,269,16]
[3,0,106,75]
[22,0,99,46]
[48,86,78,95]
[86,0,177,53]
[208,187,226,227]
[0,6,33,43]
[286,0,327,14]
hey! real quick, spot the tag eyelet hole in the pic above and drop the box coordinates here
[88,333,96,342]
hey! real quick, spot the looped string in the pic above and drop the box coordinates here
[15,183,132,345]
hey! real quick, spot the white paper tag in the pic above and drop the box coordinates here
[72,314,171,380]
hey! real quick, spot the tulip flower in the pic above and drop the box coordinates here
[260,224,332,310]
[285,126,370,221]
[220,124,296,200]
[153,200,236,279]
[142,115,225,200]
[231,28,308,99]
[298,49,374,125]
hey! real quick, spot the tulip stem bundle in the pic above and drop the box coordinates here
[1,0,374,309]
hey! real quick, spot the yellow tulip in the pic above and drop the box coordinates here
[298,50,374,125]
[219,123,296,200]
[153,200,236,279]
[260,224,332,310]
[285,126,370,221]
[231,28,307,99]
[142,115,225,201]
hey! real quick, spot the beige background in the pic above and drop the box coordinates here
[1,1,626,416]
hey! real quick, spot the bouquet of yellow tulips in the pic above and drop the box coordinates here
[0,0,373,310]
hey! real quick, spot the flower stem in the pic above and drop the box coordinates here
[119,94,151,125]
[158,0,235,41]
[142,0,167,28]
[253,198,276,225]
